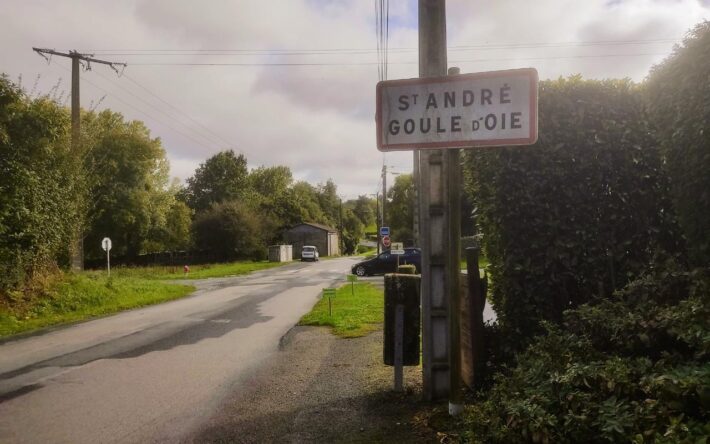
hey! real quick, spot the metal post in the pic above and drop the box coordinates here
[418,0,450,401]
[107,249,111,277]
[394,304,404,391]
[382,165,387,229]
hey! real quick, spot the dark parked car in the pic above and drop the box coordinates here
[351,248,421,276]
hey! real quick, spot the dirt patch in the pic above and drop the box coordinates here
[186,325,445,443]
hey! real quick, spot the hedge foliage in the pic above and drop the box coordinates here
[463,263,710,443]
[463,76,682,343]
[0,75,81,293]
[646,21,710,267]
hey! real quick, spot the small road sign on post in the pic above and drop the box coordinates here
[391,242,405,255]
[347,274,357,295]
[382,236,392,248]
[323,288,336,316]
[101,237,112,277]
[380,226,390,236]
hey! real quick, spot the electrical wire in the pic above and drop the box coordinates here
[79,37,680,56]
[124,52,670,66]
[51,61,216,152]
[121,73,235,149]
[89,69,224,149]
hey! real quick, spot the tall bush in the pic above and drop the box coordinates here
[646,21,710,267]
[463,263,710,443]
[0,75,81,293]
[464,77,681,342]
[192,201,265,260]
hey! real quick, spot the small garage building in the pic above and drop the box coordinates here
[283,222,341,258]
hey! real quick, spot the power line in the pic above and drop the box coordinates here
[124,52,670,67]
[90,69,234,149]
[79,37,680,55]
[51,61,217,153]
[121,73,235,149]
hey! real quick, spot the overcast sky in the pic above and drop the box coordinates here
[1,0,708,199]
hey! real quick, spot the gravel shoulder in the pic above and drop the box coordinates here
[185,325,441,443]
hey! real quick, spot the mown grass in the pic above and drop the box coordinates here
[298,282,384,338]
[0,273,194,338]
[101,260,288,280]
[461,254,490,271]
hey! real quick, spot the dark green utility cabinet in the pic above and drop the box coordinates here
[384,273,421,366]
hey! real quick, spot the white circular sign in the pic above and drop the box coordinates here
[102,237,112,252]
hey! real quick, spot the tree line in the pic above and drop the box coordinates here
[0,75,380,294]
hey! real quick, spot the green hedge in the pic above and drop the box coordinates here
[0,76,81,293]
[647,22,710,267]
[463,76,681,343]
[463,263,710,443]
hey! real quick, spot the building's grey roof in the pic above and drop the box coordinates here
[287,222,338,233]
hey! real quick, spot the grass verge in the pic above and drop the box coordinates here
[461,254,490,271]
[100,260,288,280]
[298,282,383,338]
[0,274,194,338]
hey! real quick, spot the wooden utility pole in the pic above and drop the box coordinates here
[70,54,83,271]
[33,48,126,271]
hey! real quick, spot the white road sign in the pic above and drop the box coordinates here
[376,68,538,150]
[102,237,112,252]
[391,242,404,255]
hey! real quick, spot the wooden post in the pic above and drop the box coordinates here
[70,54,83,271]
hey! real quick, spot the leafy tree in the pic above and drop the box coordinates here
[183,150,248,211]
[81,110,173,260]
[646,21,710,267]
[387,174,414,245]
[150,197,192,252]
[341,209,364,254]
[248,165,293,198]
[284,181,329,228]
[0,75,80,292]
[246,165,294,243]
[351,195,377,228]
[192,201,264,260]
[315,179,340,227]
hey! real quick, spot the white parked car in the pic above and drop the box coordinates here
[301,245,319,262]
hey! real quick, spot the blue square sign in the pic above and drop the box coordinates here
[379,226,390,236]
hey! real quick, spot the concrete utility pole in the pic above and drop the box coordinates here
[376,192,382,255]
[413,151,420,246]
[417,0,462,411]
[33,48,126,271]
[382,164,387,230]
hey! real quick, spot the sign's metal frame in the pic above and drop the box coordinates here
[376,68,538,151]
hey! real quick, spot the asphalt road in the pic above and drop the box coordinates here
[0,257,362,444]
